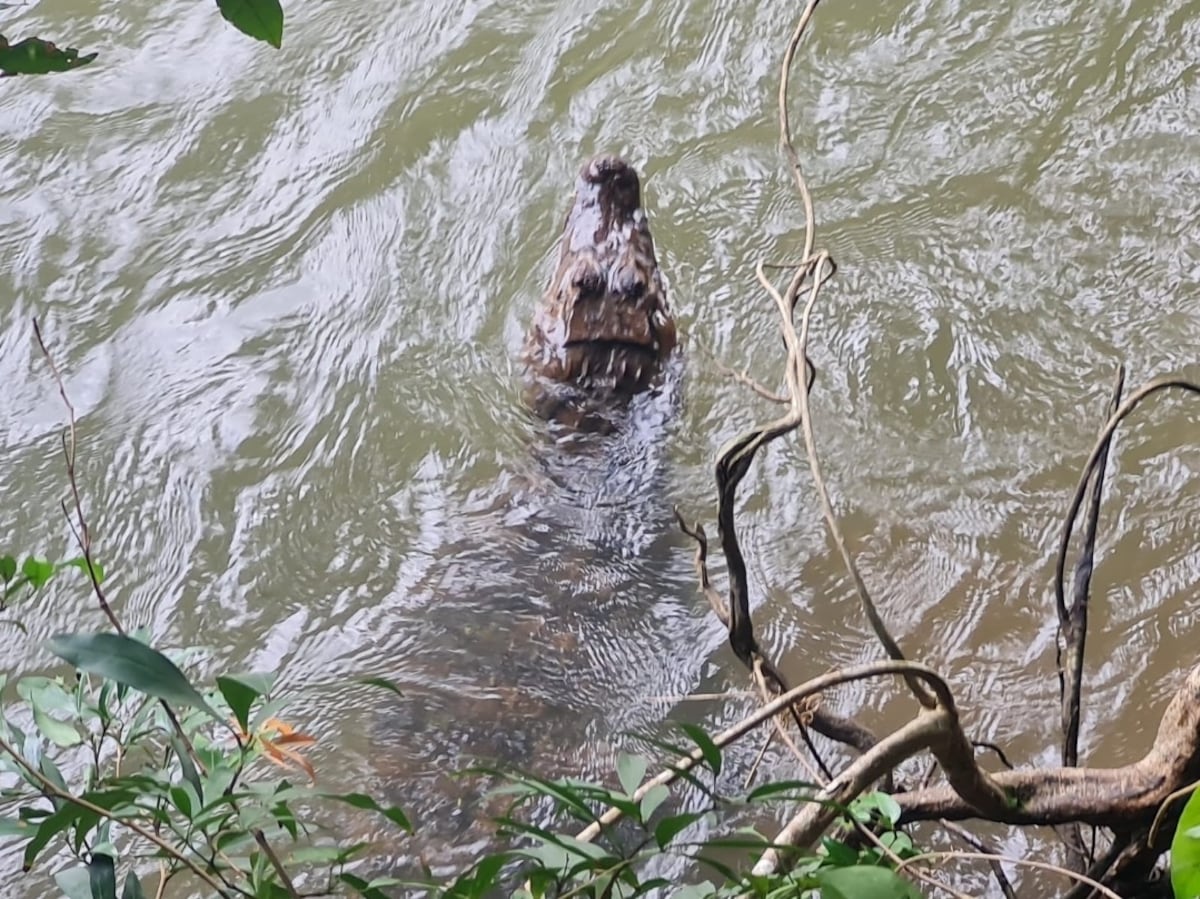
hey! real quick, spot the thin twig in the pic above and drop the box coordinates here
[0,733,232,896]
[1053,376,1200,634]
[778,0,822,269]
[693,334,790,404]
[941,820,1018,899]
[574,660,954,844]
[254,830,299,898]
[1147,778,1200,847]
[31,317,121,634]
[894,850,1124,899]
[675,508,869,769]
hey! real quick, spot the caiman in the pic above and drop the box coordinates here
[363,155,702,877]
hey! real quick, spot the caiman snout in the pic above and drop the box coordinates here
[525,155,677,401]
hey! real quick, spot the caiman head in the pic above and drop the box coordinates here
[524,155,677,408]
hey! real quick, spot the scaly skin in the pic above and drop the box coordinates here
[524,155,676,411]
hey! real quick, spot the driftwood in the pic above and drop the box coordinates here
[660,1,1200,894]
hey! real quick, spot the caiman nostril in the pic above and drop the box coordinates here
[572,270,604,296]
[621,278,646,302]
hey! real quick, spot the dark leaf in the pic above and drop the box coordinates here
[324,793,411,833]
[449,852,506,896]
[820,837,859,867]
[23,803,82,870]
[616,752,647,797]
[654,811,704,849]
[0,556,15,581]
[217,673,273,732]
[817,866,923,899]
[215,0,284,48]
[60,557,105,584]
[121,873,147,899]
[0,36,97,76]
[356,676,404,697]
[1172,788,1200,899]
[88,852,117,899]
[46,632,220,721]
[338,872,393,899]
[678,722,722,776]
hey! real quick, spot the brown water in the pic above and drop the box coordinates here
[2,0,1199,893]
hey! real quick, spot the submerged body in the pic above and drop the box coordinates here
[367,157,697,876]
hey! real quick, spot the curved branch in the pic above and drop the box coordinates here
[574,660,951,845]
[0,734,234,896]
[896,663,1200,827]
[1054,375,1200,627]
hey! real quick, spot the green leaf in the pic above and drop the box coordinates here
[285,845,355,866]
[20,677,83,747]
[816,866,923,899]
[324,793,411,833]
[0,36,97,75]
[88,853,117,899]
[217,673,273,732]
[339,873,392,899]
[669,886,716,899]
[448,852,507,895]
[121,872,147,899]
[880,830,915,858]
[170,730,202,797]
[0,816,30,836]
[215,0,284,48]
[678,723,721,777]
[616,752,647,797]
[60,557,105,585]
[820,836,860,867]
[654,811,703,849]
[850,791,902,827]
[169,784,198,816]
[745,779,822,805]
[39,756,69,797]
[639,783,669,821]
[46,633,221,721]
[0,556,15,582]
[21,557,55,589]
[356,676,404,697]
[1172,787,1200,899]
[31,706,81,748]
[24,803,82,870]
[55,867,92,899]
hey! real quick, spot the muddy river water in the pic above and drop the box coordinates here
[2,0,1199,893]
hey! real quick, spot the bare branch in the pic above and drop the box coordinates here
[574,660,951,845]
[895,850,1123,899]
[32,317,122,634]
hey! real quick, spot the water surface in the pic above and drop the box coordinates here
[2,0,1198,892]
